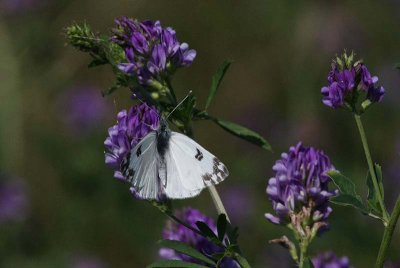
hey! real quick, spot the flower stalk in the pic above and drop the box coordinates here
[354,114,389,223]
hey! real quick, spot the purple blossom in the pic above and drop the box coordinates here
[321,54,385,110]
[312,251,352,268]
[160,207,239,268]
[367,85,385,103]
[112,17,196,86]
[321,82,344,109]
[0,177,28,223]
[104,103,159,181]
[265,142,336,227]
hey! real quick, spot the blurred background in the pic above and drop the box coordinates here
[1,0,400,267]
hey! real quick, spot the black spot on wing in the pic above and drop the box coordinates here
[195,148,204,161]
[121,151,135,182]
[136,145,142,157]
[201,157,228,185]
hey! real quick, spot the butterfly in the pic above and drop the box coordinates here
[120,117,229,200]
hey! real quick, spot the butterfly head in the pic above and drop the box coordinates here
[159,117,169,132]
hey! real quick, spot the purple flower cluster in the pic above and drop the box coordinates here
[0,177,28,223]
[312,251,352,268]
[265,142,336,226]
[112,17,196,86]
[160,207,239,268]
[104,103,159,180]
[321,55,385,110]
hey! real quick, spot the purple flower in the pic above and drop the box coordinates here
[104,103,159,181]
[312,251,352,268]
[321,53,385,111]
[321,82,344,109]
[160,207,239,268]
[265,142,336,228]
[112,17,196,86]
[367,85,385,103]
[0,176,28,223]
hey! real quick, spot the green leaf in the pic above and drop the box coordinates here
[146,260,209,268]
[205,60,232,110]
[328,171,368,213]
[226,225,239,250]
[395,63,400,69]
[366,171,381,215]
[217,214,227,242]
[331,194,367,213]
[157,240,215,266]
[304,258,315,268]
[214,119,272,151]
[374,164,384,199]
[327,171,358,195]
[366,164,385,216]
[195,221,218,241]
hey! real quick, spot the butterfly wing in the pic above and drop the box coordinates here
[122,132,162,200]
[163,132,229,199]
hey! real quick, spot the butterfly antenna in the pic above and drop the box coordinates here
[113,97,119,118]
[166,90,193,119]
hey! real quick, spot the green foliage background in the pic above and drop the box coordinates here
[1,1,399,267]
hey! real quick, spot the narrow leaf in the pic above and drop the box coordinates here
[157,240,215,266]
[214,119,272,151]
[327,171,357,195]
[366,170,382,215]
[331,194,367,213]
[226,225,239,248]
[146,260,209,268]
[374,164,384,199]
[217,214,227,242]
[205,60,232,110]
[195,221,218,240]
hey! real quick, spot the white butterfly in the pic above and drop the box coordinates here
[120,118,229,200]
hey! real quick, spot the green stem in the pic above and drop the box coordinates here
[298,240,308,268]
[354,114,389,223]
[166,213,203,236]
[375,195,400,268]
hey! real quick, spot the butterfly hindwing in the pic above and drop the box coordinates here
[163,132,229,199]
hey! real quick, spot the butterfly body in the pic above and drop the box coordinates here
[121,119,229,200]
[156,119,171,157]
